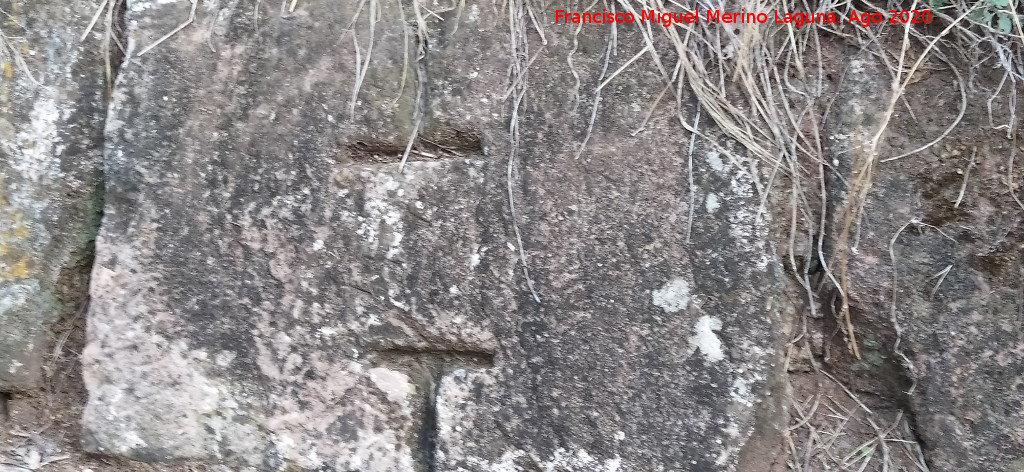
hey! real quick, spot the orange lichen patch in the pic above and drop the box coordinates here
[9,223,27,238]
[0,213,30,263]
[1,258,28,281]
[2,212,29,239]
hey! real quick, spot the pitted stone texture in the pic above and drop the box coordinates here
[0,1,106,391]
[83,1,787,470]
[826,53,1024,471]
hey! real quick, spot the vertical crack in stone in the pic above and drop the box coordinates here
[1,0,132,394]
[104,0,129,100]
[785,43,941,471]
[47,0,129,388]
[422,369,441,472]
[903,402,932,470]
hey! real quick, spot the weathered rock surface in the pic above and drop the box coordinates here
[821,51,1024,471]
[0,1,106,391]
[81,1,787,470]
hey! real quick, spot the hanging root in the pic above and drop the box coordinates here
[567,0,1022,360]
[506,0,543,303]
[888,218,956,395]
[136,0,197,56]
[399,0,431,171]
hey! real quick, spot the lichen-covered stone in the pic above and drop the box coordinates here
[82,1,787,470]
[0,0,106,391]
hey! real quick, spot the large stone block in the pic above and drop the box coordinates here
[82,1,787,470]
[0,1,106,391]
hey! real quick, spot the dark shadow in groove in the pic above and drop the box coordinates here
[342,132,485,165]
[1,391,10,422]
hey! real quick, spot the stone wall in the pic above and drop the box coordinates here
[79,1,785,470]
[0,1,1022,471]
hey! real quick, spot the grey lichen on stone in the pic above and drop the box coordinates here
[0,0,106,391]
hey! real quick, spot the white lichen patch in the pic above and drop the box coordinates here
[340,169,406,258]
[706,151,726,173]
[336,162,462,263]
[11,96,65,184]
[725,172,771,271]
[436,369,478,440]
[368,367,412,404]
[214,350,236,367]
[715,443,743,467]
[470,244,487,269]
[688,315,725,362]
[705,194,720,213]
[652,278,691,313]
[730,377,755,407]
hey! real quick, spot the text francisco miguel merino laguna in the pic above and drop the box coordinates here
[555,8,839,27]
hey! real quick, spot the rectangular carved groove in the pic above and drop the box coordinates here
[342,132,484,165]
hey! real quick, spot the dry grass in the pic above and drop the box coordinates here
[786,372,931,472]
[546,0,1023,366]
[399,0,429,171]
